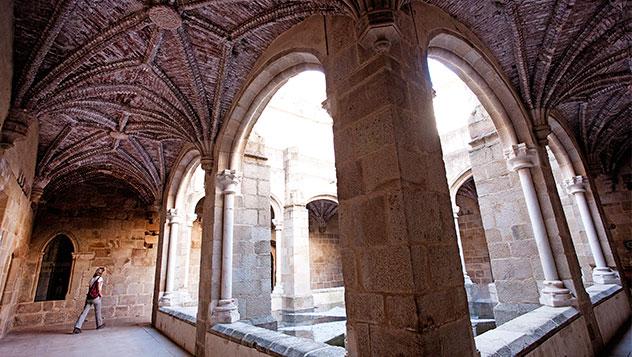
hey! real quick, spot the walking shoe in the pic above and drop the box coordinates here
[72,328,81,334]
[97,323,105,330]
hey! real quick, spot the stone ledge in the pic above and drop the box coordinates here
[158,306,197,326]
[475,306,579,356]
[210,321,346,357]
[585,284,622,305]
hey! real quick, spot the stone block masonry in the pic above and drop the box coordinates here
[11,183,158,330]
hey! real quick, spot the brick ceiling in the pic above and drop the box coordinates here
[9,0,631,206]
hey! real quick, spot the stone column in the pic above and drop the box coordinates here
[565,176,619,285]
[323,8,475,355]
[211,169,241,323]
[505,143,572,307]
[453,205,473,285]
[181,213,197,293]
[282,202,313,311]
[194,157,220,357]
[271,218,284,299]
[159,208,182,306]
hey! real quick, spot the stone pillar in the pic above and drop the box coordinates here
[211,169,241,324]
[505,143,572,307]
[453,205,473,285]
[159,208,182,306]
[182,213,197,291]
[323,8,475,355]
[282,202,313,311]
[271,219,284,303]
[195,156,220,357]
[565,176,619,285]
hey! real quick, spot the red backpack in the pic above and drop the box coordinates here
[87,278,101,299]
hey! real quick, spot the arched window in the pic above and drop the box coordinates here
[35,235,74,301]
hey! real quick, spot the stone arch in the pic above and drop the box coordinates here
[306,198,342,291]
[427,31,531,149]
[215,50,324,173]
[269,194,283,222]
[305,194,338,206]
[546,115,620,275]
[34,234,75,301]
[449,168,474,204]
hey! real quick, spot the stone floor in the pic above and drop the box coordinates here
[0,322,191,357]
[606,320,632,357]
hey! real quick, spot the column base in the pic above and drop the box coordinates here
[210,299,240,324]
[539,280,573,307]
[158,291,192,307]
[592,267,620,285]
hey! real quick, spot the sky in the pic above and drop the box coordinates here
[252,60,480,156]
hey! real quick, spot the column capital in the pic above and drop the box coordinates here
[505,143,538,171]
[186,213,198,225]
[167,208,183,224]
[272,218,284,231]
[0,108,36,149]
[452,204,461,218]
[564,176,588,195]
[345,0,407,52]
[200,155,214,172]
[216,169,241,194]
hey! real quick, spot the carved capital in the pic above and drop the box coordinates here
[272,218,284,231]
[345,0,408,52]
[505,143,538,171]
[1,109,35,149]
[216,169,241,194]
[167,208,182,224]
[307,199,338,233]
[200,156,214,172]
[30,177,50,209]
[564,176,588,195]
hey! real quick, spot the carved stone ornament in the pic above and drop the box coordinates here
[307,199,338,233]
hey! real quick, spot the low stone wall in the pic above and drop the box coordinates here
[312,287,344,308]
[475,306,593,356]
[588,285,630,344]
[155,309,196,355]
[207,322,345,357]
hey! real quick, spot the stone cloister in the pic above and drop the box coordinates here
[0,1,630,356]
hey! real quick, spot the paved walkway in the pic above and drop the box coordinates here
[0,322,190,357]
[607,320,632,357]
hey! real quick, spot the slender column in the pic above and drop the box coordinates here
[453,205,473,285]
[165,208,182,293]
[211,169,241,323]
[159,208,182,306]
[182,213,197,291]
[565,176,619,285]
[505,143,572,306]
[271,218,284,296]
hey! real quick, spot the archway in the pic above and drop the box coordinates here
[34,235,74,301]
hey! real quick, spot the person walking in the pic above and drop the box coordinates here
[73,267,106,333]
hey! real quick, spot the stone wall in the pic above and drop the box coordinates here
[11,183,158,330]
[467,108,542,324]
[456,190,493,285]
[0,122,38,337]
[308,212,343,290]
[594,168,632,287]
[232,141,273,320]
